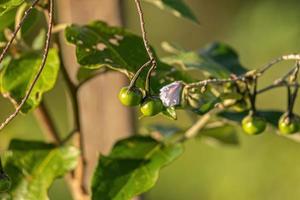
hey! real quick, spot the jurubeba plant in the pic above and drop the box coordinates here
[0,0,299,199]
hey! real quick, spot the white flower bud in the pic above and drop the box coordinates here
[159,81,183,107]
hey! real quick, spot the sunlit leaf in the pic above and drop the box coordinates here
[2,140,79,200]
[0,0,24,16]
[65,21,192,93]
[143,0,199,24]
[91,136,183,200]
[1,48,60,112]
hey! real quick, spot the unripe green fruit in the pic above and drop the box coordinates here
[242,115,266,135]
[118,87,143,106]
[140,97,163,116]
[278,114,300,135]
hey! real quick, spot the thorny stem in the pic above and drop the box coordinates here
[0,0,40,64]
[0,0,53,132]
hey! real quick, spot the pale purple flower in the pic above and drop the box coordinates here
[159,81,183,107]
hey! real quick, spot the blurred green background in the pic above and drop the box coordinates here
[1,0,300,199]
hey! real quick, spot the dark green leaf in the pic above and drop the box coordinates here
[91,136,183,200]
[218,110,287,127]
[76,65,106,84]
[3,140,79,200]
[200,42,248,75]
[1,48,60,112]
[143,0,199,24]
[162,43,231,79]
[65,21,192,93]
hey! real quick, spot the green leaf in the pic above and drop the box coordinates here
[199,124,239,146]
[1,48,60,112]
[218,110,287,127]
[200,42,248,76]
[2,140,79,200]
[91,136,184,200]
[143,0,199,24]
[65,21,192,93]
[0,7,16,31]
[0,0,24,16]
[76,65,106,84]
[162,43,231,79]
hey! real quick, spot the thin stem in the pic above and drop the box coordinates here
[287,85,292,116]
[0,0,40,64]
[259,54,300,74]
[0,0,53,132]
[178,101,235,143]
[134,0,155,62]
[145,63,156,94]
[128,59,152,89]
[186,76,243,88]
[34,101,61,145]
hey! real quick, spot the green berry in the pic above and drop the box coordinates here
[118,87,143,106]
[242,115,266,135]
[140,97,163,116]
[278,114,300,135]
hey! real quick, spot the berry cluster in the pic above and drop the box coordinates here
[118,86,164,117]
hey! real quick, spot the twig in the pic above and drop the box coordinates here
[0,0,40,64]
[34,101,61,145]
[134,0,155,62]
[0,0,53,131]
[259,54,300,74]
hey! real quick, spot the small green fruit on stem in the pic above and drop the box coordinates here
[278,113,300,135]
[242,114,266,135]
[140,97,163,116]
[118,86,143,106]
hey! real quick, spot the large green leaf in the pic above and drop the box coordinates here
[1,48,60,112]
[162,43,231,79]
[2,140,79,200]
[0,0,24,16]
[162,42,248,78]
[200,42,248,76]
[143,0,198,24]
[65,21,192,93]
[91,136,183,200]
